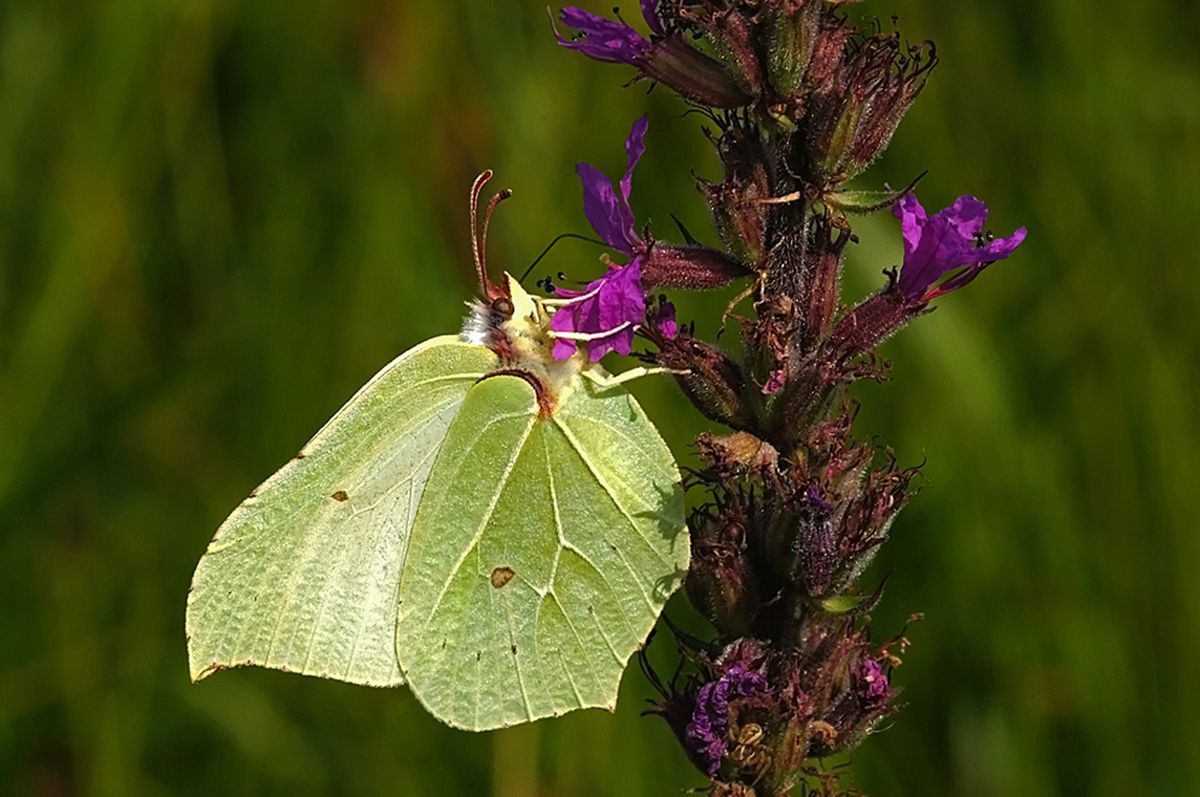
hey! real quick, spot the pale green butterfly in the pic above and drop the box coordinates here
[186,172,689,731]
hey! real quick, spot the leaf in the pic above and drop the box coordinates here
[186,337,497,686]
[815,574,891,618]
[670,213,702,246]
[824,172,927,215]
[396,373,689,731]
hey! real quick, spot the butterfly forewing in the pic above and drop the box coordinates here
[396,373,688,730]
[186,336,498,687]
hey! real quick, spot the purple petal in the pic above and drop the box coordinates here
[894,192,1026,300]
[933,225,1028,295]
[807,485,834,513]
[762,369,785,395]
[550,298,582,359]
[652,298,677,338]
[982,225,1028,260]
[576,117,648,255]
[550,260,647,361]
[860,659,890,703]
[577,162,639,253]
[683,661,771,778]
[557,7,649,65]
[621,116,649,204]
[892,191,928,260]
[641,0,665,36]
[942,195,989,238]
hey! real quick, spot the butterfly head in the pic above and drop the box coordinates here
[459,171,586,396]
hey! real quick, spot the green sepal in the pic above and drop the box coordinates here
[824,172,927,215]
[814,574,890,617]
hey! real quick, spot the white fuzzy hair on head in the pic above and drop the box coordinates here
[459,300,493,346]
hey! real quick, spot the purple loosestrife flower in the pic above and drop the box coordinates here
[550,117,652,361]
[554,5,751,108]
[762,369,786,396]
[685,662,770,778]
[640,0,665,36]
[859,658,891,705]
[894,192,1027,303]
[550,259,647,361]
[556,6,652,64]
[830,191,1027,358]
[578,115,648,257]
[650,296,678,338]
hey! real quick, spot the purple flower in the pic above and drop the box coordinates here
[550,259,646,361]
[555,6,656,65]
[641,0,665,36]
[893,192,1027,302]
[859,658,890,704]
[762,369,786,395]
[649,296,678,339]
[807,485,834,513]
[685,662,769,777]
[550,118,653,362]
[577,115,648,256]
[554,5,751,108]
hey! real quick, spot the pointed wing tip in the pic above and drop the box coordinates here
[189,659,221,683]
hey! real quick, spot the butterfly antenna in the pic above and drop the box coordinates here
[469,170,513,302]
[518,232,609,284]
[470,170,492,294]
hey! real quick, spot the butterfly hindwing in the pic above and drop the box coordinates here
[186,336,498,687]
[395,372,688,730]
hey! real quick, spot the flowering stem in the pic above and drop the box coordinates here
[553,3,1025,793]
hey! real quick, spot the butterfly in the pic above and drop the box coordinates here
[186,172,689,731]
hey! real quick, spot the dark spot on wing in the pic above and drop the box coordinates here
[331,490,349,502]
[490,566,515,588]
[511,644,517,655]
[476,650,482,661]
[295,451,306,460]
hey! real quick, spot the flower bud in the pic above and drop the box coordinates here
[829,285,915,363]
[699,129,773,266]
[686,529,761,637]
[644,36,756,107]
[763,2,822,98]
[658,334,751,429]
[555,7,752,108]
[741,293,799,407]
[825,463,915,593]
[793,486,838,597]
[641,243,754,290]
[701,9,765,96]
[805,28,936,184]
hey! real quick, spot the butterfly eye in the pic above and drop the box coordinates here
[491,297,514,318]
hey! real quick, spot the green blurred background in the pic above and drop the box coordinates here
[2,0,1197,794]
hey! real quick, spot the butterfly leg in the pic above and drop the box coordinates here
[582,365,690,392]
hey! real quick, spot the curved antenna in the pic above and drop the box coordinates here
[469,170,513,301]
[518,232,609,284]
[469,171,493,295]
